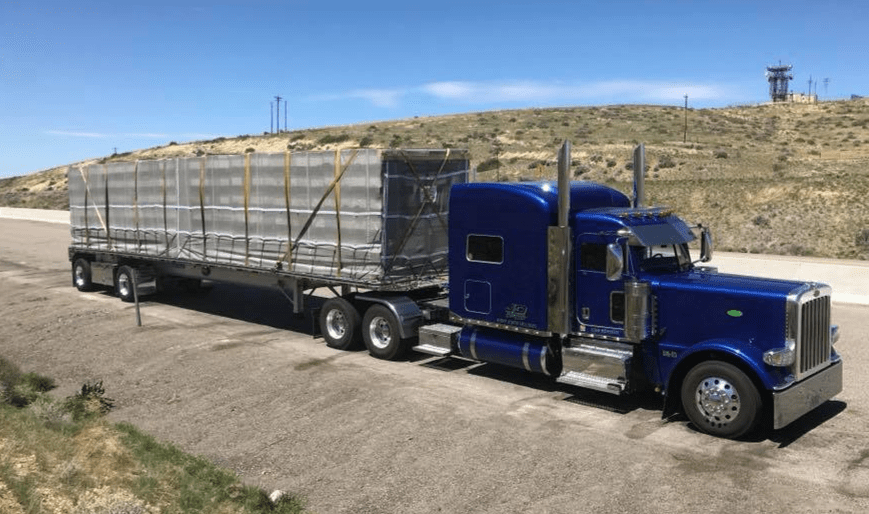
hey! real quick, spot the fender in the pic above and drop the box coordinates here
[659,338,787,393]
[354,293,423,340]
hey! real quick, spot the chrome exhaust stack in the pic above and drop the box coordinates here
[557,140,571,228]
[548,141,572,335]
[632,143,645,209]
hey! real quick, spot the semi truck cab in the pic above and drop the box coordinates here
[428,144,842,438]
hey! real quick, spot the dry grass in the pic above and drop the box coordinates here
[3,99,869,259]
[0,358,305,514]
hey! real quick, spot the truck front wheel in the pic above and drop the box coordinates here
[319,297,361,350]
[681,360,761,439]
[362,305,407,360]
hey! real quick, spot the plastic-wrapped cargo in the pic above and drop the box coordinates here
[68,148,469,286]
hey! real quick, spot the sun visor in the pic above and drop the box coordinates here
[626,220,696,246]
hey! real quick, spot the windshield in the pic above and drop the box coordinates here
[635,243,692,273]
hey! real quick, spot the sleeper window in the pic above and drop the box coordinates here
[467,235,503,264]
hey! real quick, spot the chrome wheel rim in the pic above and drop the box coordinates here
[74,265,87,287]
[118,273,131,298]
[325,309,347,341]
[368,316,392,350]
[695,376,741,426]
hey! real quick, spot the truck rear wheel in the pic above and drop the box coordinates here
[72,258,93,292]
[319,298,361,350]
[681,360,761,439]
[116,266,136,303]
[362,305,407,360]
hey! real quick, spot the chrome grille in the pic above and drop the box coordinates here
[799,295,831,376]
[788,284,832,380]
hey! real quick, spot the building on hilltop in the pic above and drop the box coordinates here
[788,92,818,104]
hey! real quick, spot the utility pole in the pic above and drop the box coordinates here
[683,94,688,143]
[823,78,830,98]
[284,101,288,132]
[274,95,283,133]
[270,101,274,133]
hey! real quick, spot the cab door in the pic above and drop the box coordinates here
[575,235,626,338]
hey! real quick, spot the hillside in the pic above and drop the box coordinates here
[3,99,869,259]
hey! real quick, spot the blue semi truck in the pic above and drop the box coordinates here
[69,144,842,438]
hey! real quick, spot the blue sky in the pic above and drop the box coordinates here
[2,0,867,178]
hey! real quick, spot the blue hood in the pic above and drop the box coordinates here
[648,268,806,387]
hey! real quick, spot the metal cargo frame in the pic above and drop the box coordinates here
[68,148,469,291]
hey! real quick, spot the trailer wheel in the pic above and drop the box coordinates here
[72,258,93,291]
[362,305,407,360]
[681,360,761,439]
[116,266,136,303]
[319,298,361,350]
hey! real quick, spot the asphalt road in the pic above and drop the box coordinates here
[1,217,868,514]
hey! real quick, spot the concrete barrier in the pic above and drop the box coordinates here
[1,208,867,304]
[711,252,869,306]
[0,207,69,224]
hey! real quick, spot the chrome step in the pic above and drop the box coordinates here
[557,371,625,395]
[412,343,452,357]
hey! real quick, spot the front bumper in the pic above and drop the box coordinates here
[772,360,843,430]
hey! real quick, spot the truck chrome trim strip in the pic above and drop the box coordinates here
[469,328,479,360]
[449,314,553,338]
[540,346,549,376]
[522,342,531,372]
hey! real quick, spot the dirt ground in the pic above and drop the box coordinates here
[2,217,869,514]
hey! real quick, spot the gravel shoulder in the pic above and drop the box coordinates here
[1,218,868,514]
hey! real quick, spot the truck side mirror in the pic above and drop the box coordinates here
[606,243,623,281]
[700,226,713,263]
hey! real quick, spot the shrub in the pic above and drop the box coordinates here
[714,150,728,159]
[658,155,677,169]
[0,356,22,405]
[752,215,771,228]
[63,380,114,421]
[856,229,869,254]
[477,158,501,173]
[316,133,351,145]
[573,165,590,177]
[358,135,373,147]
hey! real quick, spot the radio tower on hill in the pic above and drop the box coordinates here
[766,63,793,102]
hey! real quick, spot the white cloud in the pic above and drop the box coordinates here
[348,89,405,108]
[47,130,169,139]
[318,79,732,108]
[47,131,220,140]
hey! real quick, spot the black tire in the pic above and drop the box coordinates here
[116,266,136,303]
[72,258,93,292]
[319,297,361,350]
[362,304,407,360]
[681,360,761,439]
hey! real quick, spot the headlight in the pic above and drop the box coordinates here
[764,340,796,367]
